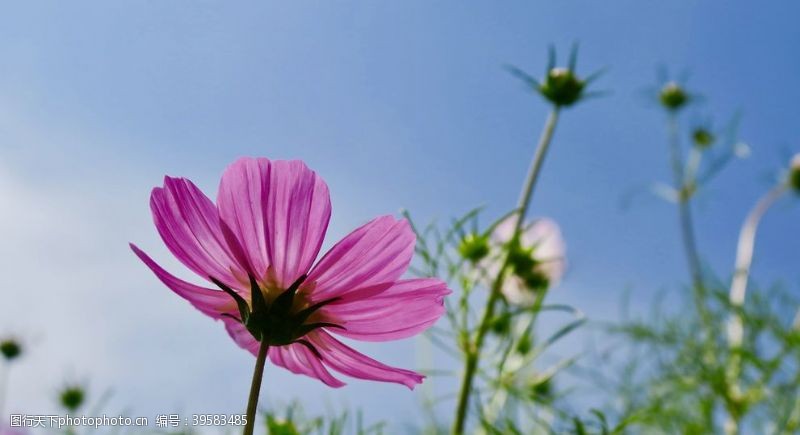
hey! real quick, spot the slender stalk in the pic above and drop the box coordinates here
[244,339,270,435]
[723,183,786,435]
[667,114,704,290]
[667,114,717,370]
[452,108,560,434]
[516,110,560,227]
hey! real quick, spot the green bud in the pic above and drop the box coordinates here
[0,339,21,361]
[266,415,300,435]
[60,386,86,412]
[529,378,553,401]
[692,127,715,149]
[659,81,689,111]
[458,233,490,263]
[490,314,511,336]
[516,334,532,355]
[790,154,800,193]
[540,68,586,107]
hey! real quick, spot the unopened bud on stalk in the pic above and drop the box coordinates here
[0,339,21,361]
[507,44,602,108]
[490,313,512,336]
[540,67,586,107]
[516,334,532,355]
[790,153,800,193]
[659,81,689,111]
[59,385,86,412]
[458,233,490,263]
[692,127,715,149]
[266,416,300,433]
[529,378,553,401]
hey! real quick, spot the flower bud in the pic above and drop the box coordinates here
[516,334,532,355]
[540,67,586,107]
[0,339,21,361]
[458,233,490,263]
[692,127,715,149]
[529,378,553,401]
[266,416,300,434]
[659,81,689,111]
[486,216,566,306]
[790,153,800,193]
[490,313,511,336]
[59,386,86,412]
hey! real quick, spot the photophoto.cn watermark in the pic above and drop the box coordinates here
[8,413,249,429]
[9,414,149,429]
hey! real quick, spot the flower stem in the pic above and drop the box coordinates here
[244,339,270,435]
[667,114,704,291]
[666,114,719,372]
[452,107,560,434]
[724,183,786,435]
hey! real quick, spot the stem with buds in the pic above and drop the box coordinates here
[667,114,704,290]
[452,108,560,434]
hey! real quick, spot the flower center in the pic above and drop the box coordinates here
[210,274,343,354]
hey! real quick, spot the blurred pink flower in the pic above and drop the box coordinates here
[131,157,449,388]
[485,215,566,305]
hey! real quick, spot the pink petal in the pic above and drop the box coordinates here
[309,330,424,389]
[322,278,450,341]
[217,158,331,288]
[130,244,234,319]
[306,216,415,300]
[489,215,567,286]
[522,218,566,283]
[223,317,260,354]
[265,160,331,288]
[150,176,246,287]
[216,158,271,280]
[268,343,345,388]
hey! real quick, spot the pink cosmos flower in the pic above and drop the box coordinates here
[483,215,566,306]
[130,157,449,389]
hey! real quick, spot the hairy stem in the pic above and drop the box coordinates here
[452,108,560,434]
[724,183,786,435]
[244,339,270,435]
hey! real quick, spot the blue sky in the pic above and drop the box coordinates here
[1,1,799,431]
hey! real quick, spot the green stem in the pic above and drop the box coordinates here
[451,108,560,434]
[243,339,270,435]
[667,114,720,376]
[724,183,786,435]
[667,114,704,291]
